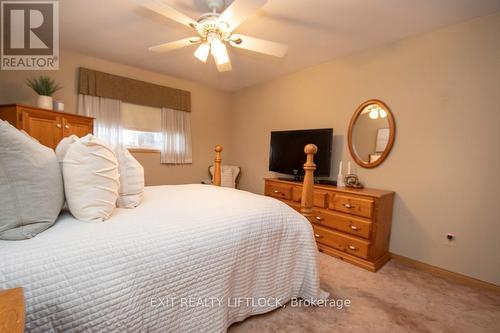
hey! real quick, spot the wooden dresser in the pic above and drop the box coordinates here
[0,288,25,333]
[265,178,395,271]
[0,104,93,149]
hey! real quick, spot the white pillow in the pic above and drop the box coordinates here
[55,135,79,210]
[55,135,79,163]
[0,120,64,240]
[115,146,144,208]
[62,134,119,222]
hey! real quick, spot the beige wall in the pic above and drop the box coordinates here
[229,13,500,285]
[0,49,232,185]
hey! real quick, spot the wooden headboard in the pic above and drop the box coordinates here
[211,144,318,220]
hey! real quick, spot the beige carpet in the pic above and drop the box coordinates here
[229,253,500,333]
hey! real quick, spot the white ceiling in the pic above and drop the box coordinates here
[60,0,500,91]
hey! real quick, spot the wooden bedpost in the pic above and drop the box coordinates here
[213,145,223,186]
[301,144,318,218]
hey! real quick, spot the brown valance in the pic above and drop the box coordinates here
[78,67,191,112]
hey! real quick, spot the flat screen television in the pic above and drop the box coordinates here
[269,128,333,177]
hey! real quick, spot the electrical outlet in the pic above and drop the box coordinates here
[444,233,456,247]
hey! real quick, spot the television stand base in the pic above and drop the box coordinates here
[278,177,302,182]
[276,177,337,186]
[315,179,337,186]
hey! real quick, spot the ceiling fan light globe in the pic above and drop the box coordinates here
[217,62,232,72]
[211,38,230,65]
[194,43,210,63]
[369,109,379,119]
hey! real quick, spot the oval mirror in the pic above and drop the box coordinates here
[348,99,395,168]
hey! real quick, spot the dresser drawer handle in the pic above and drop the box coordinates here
[350,224,360,231]
[315,216,324,221]
[348,245,358,251]
[273,190,284,195]
[314,233,322,239]
[56,124,61,128]
[344,203,355,209]
[65,124,70,129]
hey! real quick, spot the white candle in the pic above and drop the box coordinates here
[348,161,351,175]
[338,161,343,175]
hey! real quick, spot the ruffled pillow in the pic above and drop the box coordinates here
[62,134,119,222]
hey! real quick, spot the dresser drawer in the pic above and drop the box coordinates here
[312,209,372,239]
[265,182,293,200]
[312,225,370,259]
[313,191,329,208]
[292,187,329,208]
[312,225,345,252]
[330,194,374,218]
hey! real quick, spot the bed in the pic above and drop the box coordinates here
[0,145,323,332]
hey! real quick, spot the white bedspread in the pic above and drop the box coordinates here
[0,185,323,332]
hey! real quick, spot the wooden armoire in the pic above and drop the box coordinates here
[0,104,93,149]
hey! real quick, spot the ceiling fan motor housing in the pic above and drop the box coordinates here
[196,12,231,42]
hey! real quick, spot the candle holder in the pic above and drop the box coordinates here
[336,161,345,187]
[344,174,364,189]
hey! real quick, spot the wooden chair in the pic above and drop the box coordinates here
[208,165,241,188]
[211,144,317,218]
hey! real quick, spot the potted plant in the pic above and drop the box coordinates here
[26,76,62,110]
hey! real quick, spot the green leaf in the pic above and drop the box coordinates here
[26,75,63,96]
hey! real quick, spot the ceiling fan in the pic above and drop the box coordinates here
[137,0,288,72]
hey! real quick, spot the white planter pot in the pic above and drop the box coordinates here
[53,100,64,111]
[37,95,53,110]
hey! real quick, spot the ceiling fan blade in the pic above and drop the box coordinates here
[149,37,200,53]
[137,0,198,29]
[218,0,267,32]
[229,34,288,57]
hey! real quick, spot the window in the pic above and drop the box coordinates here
[120,102,192,164]
[122,129,162,150]
[121,103,161,150]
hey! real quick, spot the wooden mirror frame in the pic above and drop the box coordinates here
[347,99,396,168]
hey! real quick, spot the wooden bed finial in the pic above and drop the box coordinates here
[301,144,318,218]
[213,145,223,186]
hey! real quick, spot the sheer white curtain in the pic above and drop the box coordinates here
[77,94,122,147]
[160,108,192,164]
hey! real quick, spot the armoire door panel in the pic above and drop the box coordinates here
[21,110,62,149]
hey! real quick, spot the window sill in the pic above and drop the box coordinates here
[127,148,160,154]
